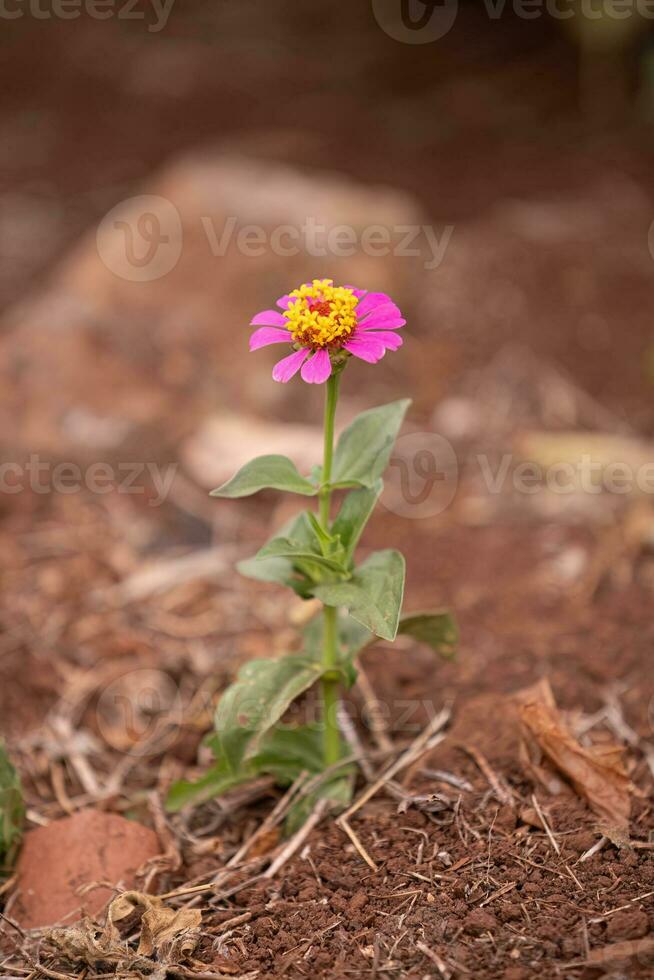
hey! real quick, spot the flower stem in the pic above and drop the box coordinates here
[319,372,341,768]
[319,373,339,527]
[321,605,340,767]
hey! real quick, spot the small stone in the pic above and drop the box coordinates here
[464,908,498,935]
[349,889,368,913]
[13,809,161,928]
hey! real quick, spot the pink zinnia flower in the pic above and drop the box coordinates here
[249,278,405,384]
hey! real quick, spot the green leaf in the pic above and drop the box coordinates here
[399,611,458,660]
[300,609,457,695]
[237,555,311,597]
[214,656,325,773]
[166,759,251,812]
[305,511,336,554]
[238,512,331,596]
[249,723,326,783]
[211,455,318,498]
[252,725,353,834]
[166,723,351,816]
[331,482,383,558]
[0,742,24,868]
[334,615,375,659]
[311,549,405,642]
[257,536,347,575]
[255,511,349,584]
[331,400,411,489]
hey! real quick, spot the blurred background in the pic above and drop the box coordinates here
[1,0,654,822]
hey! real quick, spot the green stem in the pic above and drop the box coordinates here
[321,605,340,766]
[319,373,339,527]
[319,372,341,768]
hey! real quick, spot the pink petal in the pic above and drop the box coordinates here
[343,336,386,364]
[358,310,406,331]
[356,293,398,317]
[361,330,404,351]
[300,349,332,384]
[251,310,287,327]
[249,326,292,351]
[272,348,309,383]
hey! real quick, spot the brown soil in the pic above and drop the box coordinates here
[2,4,654,979]
[224,801,654,979]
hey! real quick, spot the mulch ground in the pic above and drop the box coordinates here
[2,4,654,978]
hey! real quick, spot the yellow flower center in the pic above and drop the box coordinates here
[283,279,359,350]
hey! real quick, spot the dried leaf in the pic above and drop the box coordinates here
[519,806,544,830]
[518,683,632,838]
[107,890,201,958]
[139,903,202,957]
[48,890,201,968]
[47,918,129,966]
[396,794,452,815]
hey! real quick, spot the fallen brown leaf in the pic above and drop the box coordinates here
[47,890,201,968]
[517,680,632,840]
[47,918,128,966]
[519,806,544,830]
[108,891,202,958]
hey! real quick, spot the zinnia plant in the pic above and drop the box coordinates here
[168,279,456,825]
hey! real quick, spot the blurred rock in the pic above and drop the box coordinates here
[432,396,481,442]
[13,809,161,929]
[542,544,588,587]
